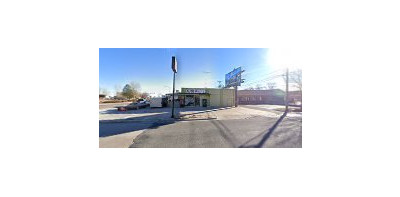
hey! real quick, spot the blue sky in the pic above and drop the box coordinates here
[99,48,294,96]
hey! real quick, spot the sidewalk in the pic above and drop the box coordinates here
[178,107,219,120]
[99,107,220,123]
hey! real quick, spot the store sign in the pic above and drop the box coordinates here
[185,89,206,94]
[171,56,177,73]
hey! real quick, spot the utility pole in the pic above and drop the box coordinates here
[171,56,177,118]
[285,68,289,112]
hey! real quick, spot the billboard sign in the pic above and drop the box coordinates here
[225,67,242,88]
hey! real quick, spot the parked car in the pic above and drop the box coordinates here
[116,100,149,111]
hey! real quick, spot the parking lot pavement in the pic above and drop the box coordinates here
[212,106,281,120]
[130,114,302,148]
[177,106,282,121]
[240,104,285,113]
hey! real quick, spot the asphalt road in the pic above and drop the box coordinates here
[130,113,301,148]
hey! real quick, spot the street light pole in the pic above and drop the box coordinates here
[171,56,177,118]
[171,72,176,118]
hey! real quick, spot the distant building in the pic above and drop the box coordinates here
[238,89,285,105]
[288,90,302,105]
[99,94,106,100]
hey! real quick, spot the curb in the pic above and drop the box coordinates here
[178,117,217,121]
[100,119,176,124]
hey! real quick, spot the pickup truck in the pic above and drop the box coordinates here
[137,99,149,105]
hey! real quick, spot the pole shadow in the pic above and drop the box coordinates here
[239,111,287,148]
[99,113,176,137]
[210,120,240,147]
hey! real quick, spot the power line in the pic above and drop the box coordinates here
[242,74,284,87]
[241,69,285,85]
[242,68,285,77]
[241,69,284,80]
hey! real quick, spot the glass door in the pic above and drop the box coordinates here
[185,95,195,107]
[195,95,200,106]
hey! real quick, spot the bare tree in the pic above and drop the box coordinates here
[140,92,150,99]
[290,69,302,110]
[99,87,109,96]
[129,81,141,92]
[255,84,263,90]
[129,81,141,99]
[114,84,122,95]
[267,82,276,89]
[217,81,224,89]
[290,69,302,91]
[102,88,109,96]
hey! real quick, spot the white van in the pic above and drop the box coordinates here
[150,97,163,108]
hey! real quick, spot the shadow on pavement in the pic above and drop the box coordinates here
[100,107,164,115]
[179,106,234,116]
[100,106,231,115]
[239,111,287,148]
[210,120,241,147]
[100,106,234,121]
[99,112,176,137]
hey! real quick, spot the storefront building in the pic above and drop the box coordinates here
[167,88,235,108]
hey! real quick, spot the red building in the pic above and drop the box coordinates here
[288,90,302,105]
[238,89,285,105]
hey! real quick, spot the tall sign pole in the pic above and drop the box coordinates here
[234,67,238,107]
[171,56,177,118]
[225,67,245,107]
[235,85,238,107]
[235,68,245,107]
